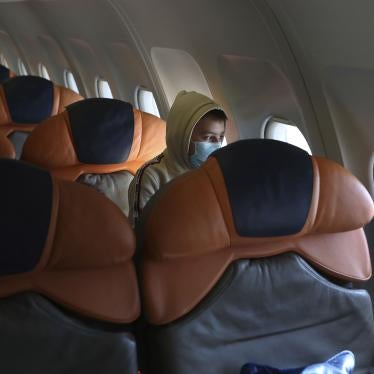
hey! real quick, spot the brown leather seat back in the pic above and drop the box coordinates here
[22,98,166,215]
[0,158,140,373]
[140,139,374,373]
[0,76,83,157]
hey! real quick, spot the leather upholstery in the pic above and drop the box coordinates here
[140,139,374,372]
[0,293,138,374]
[0,76,83,157]
[0,76,83,136]
[141,139,374,325]
[0,158,139,372]
[143,254,374,373]
[0,159,140,323]
[0,133,15,159]
[22,98,166,180]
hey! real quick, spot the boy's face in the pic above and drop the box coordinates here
[188,116,225,155]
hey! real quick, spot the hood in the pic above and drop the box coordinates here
[164,90,224,173]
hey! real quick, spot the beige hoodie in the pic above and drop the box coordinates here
[128,90,224,224]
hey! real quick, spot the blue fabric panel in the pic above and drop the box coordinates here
[67,98,134,164]
[212,139,313,237]
[3,76,53,124]
[0,65,10,83]
[0,159,52,275]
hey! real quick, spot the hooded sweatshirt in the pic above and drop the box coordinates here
[128,90,225,224]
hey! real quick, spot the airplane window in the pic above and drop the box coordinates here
[39,64,50,80]
[136,87,160,117]
[265,117,312,155]
[96,78,113,99]
[0,54,9,68]
[64,70,80,94]
[18,59,28,76]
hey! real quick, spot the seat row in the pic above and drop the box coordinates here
[0,74,83,156]
[0,74,166,215]
[1,139,374,373]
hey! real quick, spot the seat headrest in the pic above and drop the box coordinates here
[0,76,83,136]
[22,98,166,180]
[142,139,374,324]
[68,98,135,164]
[214,139,314,237]
[0,133,15,159]
[3,76,54,123]
[0,65,15,84]
[0,159,139,323]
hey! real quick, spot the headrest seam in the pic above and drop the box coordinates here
[203,162,232,248]
[35,176,60,270]
[63,111,79,160]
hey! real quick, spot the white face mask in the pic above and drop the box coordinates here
[189,141,222,168]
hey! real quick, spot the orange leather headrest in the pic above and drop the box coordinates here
[0,133,15,159]
[0,76,83,137]
[22,98,166,180]
[0,158,139,323]
[142,139,374,324]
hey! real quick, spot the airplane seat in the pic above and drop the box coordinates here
[0,133,15,159]
[21,98,166,216]
[0,64,16,84]
[0,75,83,158]
[140,139,374,374]
[0,159,140,373]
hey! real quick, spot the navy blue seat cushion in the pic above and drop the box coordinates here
[3,76,53,123]
[0,65,10,84]
[0,159,52,275]
[67,98,134,164]
[212,139,313,237]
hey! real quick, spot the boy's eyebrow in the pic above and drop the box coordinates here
[198,131,225,135]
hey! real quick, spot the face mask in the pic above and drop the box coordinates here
[189,141,222,168]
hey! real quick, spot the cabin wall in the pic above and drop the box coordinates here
[268,0,374,193]
[112,0,326,150]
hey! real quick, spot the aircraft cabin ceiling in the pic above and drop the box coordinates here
[0,0,372,196]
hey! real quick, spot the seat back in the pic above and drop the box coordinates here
[140,139,374,373]
[22,98,166,215]
[0,159,140,373]
[0,76,83,157]
[0,64,16,84]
